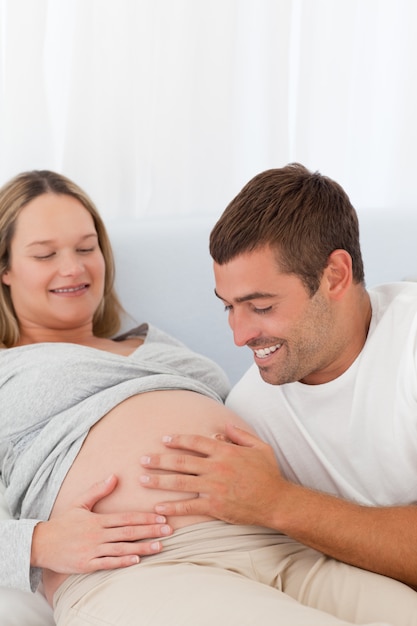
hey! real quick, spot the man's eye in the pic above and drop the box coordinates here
[224,305,233,312]
[253,306,272,315]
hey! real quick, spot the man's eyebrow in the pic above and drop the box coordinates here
[214,289,276,303]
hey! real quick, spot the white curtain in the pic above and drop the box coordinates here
[0,0,416,219]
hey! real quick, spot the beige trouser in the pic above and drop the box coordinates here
[53,521,417,626]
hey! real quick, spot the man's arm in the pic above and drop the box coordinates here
[140,424,417,589]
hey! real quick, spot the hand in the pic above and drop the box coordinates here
[32,474,173,574]
[140,424,287,527]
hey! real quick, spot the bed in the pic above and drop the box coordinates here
[1,212,416,624]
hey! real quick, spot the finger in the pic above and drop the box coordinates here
[86,555,141,571]
[100,511,173,531]
[102,520,173,544]
[75,474,119,511]
[140,471,201,494]
[154,497,210,518]
[99,535,169,560]
[161,433,221,456]
[87,534,169,572]
[140,450,208,474]
[224,424,264,447]
[84,541,163,573]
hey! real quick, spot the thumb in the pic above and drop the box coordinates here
[225,423,262,447]
[76,474,118,511]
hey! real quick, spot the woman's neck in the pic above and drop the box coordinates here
[16,323,97,346]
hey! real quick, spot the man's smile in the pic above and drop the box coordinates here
[253,343,282,359]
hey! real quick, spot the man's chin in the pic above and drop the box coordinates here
[258,364,295,386]
[258,365,280,385]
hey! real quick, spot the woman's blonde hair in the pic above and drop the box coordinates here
[0,170,124,347]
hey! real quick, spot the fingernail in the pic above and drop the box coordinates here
[156,515,166,523]
[140,475,150,484]
[150,541,162,551]
[141,456,151,465]
[162,435,172,443]
[160,525,171,536]
[155,505,166,513]
[130,556,140,564]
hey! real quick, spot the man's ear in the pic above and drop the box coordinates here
[323,249,352,300]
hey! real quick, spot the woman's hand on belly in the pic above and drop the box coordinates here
[35,474,173,575]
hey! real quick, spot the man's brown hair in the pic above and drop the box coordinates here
[210,163,364,295]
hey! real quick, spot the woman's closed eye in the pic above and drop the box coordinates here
[34,247,95,260]
[34,252,55,260]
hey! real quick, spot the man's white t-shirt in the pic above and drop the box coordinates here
[226,282,417,507]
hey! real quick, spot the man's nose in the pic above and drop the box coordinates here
[229,310,261,347]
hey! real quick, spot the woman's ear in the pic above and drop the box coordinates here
[1,271,11,286]
[323,249,352,300]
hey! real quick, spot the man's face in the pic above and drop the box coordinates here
[214,245,347,386]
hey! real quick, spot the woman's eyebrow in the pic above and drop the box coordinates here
[25,233,98,248]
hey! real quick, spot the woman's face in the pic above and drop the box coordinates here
[1,192,106,339]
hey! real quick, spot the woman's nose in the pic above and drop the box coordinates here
[58,254,84,277]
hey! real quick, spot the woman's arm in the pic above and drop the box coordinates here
[0,518,40,591]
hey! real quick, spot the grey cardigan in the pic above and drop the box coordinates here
[0,324,230,591]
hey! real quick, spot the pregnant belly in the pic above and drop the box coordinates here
[51,389,252,520]
[43,389,253,601]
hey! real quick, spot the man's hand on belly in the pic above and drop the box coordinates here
[139,424,285,528]
[32,474,173,574]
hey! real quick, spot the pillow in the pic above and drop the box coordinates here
[0,587,55,626]
[0,480,55,625]
[0,478,10,520]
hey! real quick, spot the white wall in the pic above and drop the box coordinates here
[1,0,417,221]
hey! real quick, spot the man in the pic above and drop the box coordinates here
[140,163,417,624]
